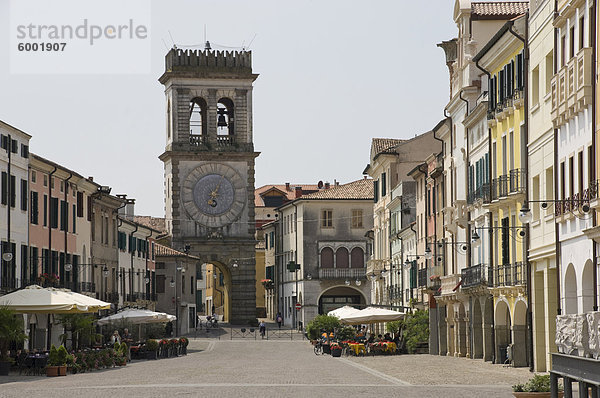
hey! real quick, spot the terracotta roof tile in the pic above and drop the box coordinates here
[133,216,166,234]
[154,243,200,259]
[372,138,404,157]
[255,184,320,207]
[300,178,373,200]
[471,1,529,17]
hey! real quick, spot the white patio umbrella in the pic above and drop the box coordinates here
[327,305,360,319]
[339,307,405,325]
[0,285,110,314]
[97,308,176,326]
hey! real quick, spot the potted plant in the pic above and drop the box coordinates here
[145,339,159,360]
[512,374,563,397]
[330,343,343,357]
[179,337,189,356]
[46,344,67,377]
[0,307,28,376]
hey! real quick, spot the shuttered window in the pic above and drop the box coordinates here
[50,197,59,229]
[77,191,84,217]
[60,200,67,231]
[20,179,27,211]
[30,191,38,224]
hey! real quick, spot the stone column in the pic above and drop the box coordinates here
[465,315,471,358]
[207,89,217,145]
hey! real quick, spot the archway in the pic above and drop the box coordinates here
[317,285,367,315]
[582,260,594,313]
[494,299,511,364]
[512,299,528,367]
[564,263,577,314]
[472,297,483,359]
[205,261,233,323]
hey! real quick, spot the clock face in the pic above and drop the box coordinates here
[182,163,246,228]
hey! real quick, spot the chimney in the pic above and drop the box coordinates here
[119,198,136,220]
[325,182,330,189]
[88,176,93,182]
[285,182,290,191]
[294,186,302,198]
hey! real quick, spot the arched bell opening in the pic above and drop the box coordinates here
[189,97,208,143]
[217,98,234,136]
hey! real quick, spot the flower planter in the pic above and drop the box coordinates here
[0,361,11,376]
[513,393,563,398]
[46,366,59,377]
[58,365,67,376]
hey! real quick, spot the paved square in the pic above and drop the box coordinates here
[0,339,534,397]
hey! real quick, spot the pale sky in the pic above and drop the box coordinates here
[0,0,456,216]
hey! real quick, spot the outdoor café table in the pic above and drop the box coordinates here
[348,343,366,356]
[25,354,48,375]
[383,342,397,354]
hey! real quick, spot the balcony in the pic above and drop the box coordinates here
[509,169,526,194]
[439,274,460,296]
[493,262,524,287]
[318,268,366,280]
[461,263,490,289]
[189,134,207,146]
[216,135,235,146]
[551,47,592,127]
[468,183,491,205]
[78,282,96,293]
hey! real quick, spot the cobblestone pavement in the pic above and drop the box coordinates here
[0,339,535,398]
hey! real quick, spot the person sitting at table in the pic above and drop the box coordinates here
[376,334,383,342]
[356,328,365,342]
[383,333,392,342]
[367,333,375,344]
[110,330,121,344]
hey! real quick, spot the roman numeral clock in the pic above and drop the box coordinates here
[159,47,259,325]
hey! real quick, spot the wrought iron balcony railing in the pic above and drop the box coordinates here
[493,262,524,287]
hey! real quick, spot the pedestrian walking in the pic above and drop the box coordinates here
[276,312,283,328]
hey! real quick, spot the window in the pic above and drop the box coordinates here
[560,162,565,200]
[20,144,28,158]
[509,131,514,171]
[156,275,165,294]
[43,194,48,226]
[531,66,539,106]
[20,179,27,211]
[87,196,92,221]
[381,172,387,197]
[31,170,36,183]
[578,151,584,195]
[60,200,67,231]
[321,209,332,228]
[580,16,585,50]
[336,248,349,268]
[570,26,575,58]
[60,181,64,193]
[50,197,58,229]
[1,172,6,205]
[373,180,379,203]
[502,136,507,176]
[561,35,566,66]
[30,191,38,224]
[351,209,363,228]
[545,52,553,94]
[76,192,83,217]
[350,247,365,268]
[320,248,334,268]
[43,175,48,187]
[569,156,574,197]
[501,217,509,265]
[72,204,76,233]
[589,146,595,184]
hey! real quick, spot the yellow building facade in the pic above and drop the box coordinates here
[474,15,530,367]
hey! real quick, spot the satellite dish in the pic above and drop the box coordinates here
[318,181,324,189]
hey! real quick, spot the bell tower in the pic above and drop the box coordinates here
[159,48,259,325]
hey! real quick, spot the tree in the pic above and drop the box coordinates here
[305,315,341,340]
[0,307,28,361]
[57,313,96,351]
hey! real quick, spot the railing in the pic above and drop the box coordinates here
[468,183,491,205]
[318,268,366,280]
[417,268,427,287]
[78,282,96,293]
[509,169,526,193]
[189,134,207,146]
[107,292,119,303]
[493,262,524,287]
[216,135,235,146]
[461,264,488,288]
[126,293,145,302]
[498,175,509,197]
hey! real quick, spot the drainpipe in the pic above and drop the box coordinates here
[291,201,300,329]
[47,166,57,276]
[130,223,138,302]
[460,90,471,269]
[553,1,562,317]
[64,172,73,290]
[488,211,495,363]
[5,135,12,286]
[145,230,153,301]
[591,0,598,312]
[410,223,418,301]
[508,13,534,372]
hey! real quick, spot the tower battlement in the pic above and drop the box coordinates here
[161,48,253,80]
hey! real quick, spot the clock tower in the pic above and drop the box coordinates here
[159,48,259,325]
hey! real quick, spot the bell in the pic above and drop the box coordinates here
[217,108,228,127]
